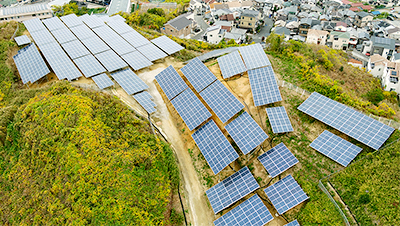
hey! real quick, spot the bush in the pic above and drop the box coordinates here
[364,88,385,106]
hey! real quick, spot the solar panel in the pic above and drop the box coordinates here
[285,220,301,226]
[200,80,244,123]
[298,92,395,150]
[13,43,50,84]
[102,38,136,56]
[60,13,83,28]
[107,19,134,35]
[155,65,188,100]
[225,112,269,155]
[14,35,31,46]
[264,175,309,215]
[266,106,294,133]
[92,73,114,89]
[248,66,282,106]
[73,54,106,78]
[81,15,105,28]
[310,130,362,167]
[151,35,184,55]
[205,166,259,214]
[70,25,95,40]
[137,43,168,61]
[81,36,110,55]
[170,88,212,131]
[51,28,77,44]
[180,57,217,93]
[42,17,66,31]
[30,29,57,47]
[239,43,271,70]
[92,25,120,41]
[121,30,151,48]
[61,40,91,59]
[133,91,157,114]
[95,50,127,72]
[111,68,149,95]
[121,51,153,71]
[214,194,273,226]
[258,143,299,178]
[23,18,46,33]
[218,50,247,79]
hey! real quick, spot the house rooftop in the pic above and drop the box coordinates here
[241,9,259,18]
[166,15,192,31]
[357,11,371,18]
[371,36,396,50]
[307,29,329,36]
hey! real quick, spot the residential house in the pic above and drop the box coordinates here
[334,21,348,31]
[306,29,329,45]
[354,11,373,27]
[272,27,292,41]
[189,0,203,12]
[327,31,350,50]
[367,54,389,78]
[322,21,337,32]
[347,29,359,49]
[387,27,400,40]
[382,62,400,93]
[238,9,260,32]
[370,36,396,59]
[348,58,363,68]
[299,18,320,37]
[204,25,226,44]
[225,27,247,44]
[162,15,193,38]
[241,0,254,9]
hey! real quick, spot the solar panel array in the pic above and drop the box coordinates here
[73,54,106,78]
[61,40,91,59]
[151,35,184,55]
[298,92,395,150]
[181,57,217,92]
[200,80,244,123]
[266,106,294,134]
[70,25,95,40]
[30,29,57,47]
[81,36,110,55]
[310,130,362,167]
[137,43,168,61]
[285,220,301,226]
[239,43,271,70]
[264,175,309,215]
[51,28,77,44]
[111,69,149,95]
[258,143,299,178]
[121,51,153,71]
[225,112,269,155]
[171,88,212,131]
[192,120,239,175]
[248,66,282,106]
[81,15,105,29]
[60,14,83,28]
[121,30,151,48]
[92,73,114,90]
[95,50,128,72]
[206,166,260,214]
[13,43,50,84]
[14,35,31,46]
[218,50,247,79]
[23,18,46,33]
[93,25,136,55]
[214,194,274,226]
[133,91,157,114]
[107,19,134,35]
[155,65,188,100]
[42,17,65,31]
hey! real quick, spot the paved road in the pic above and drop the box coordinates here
[192,14,209,40]
[253,17,273,43]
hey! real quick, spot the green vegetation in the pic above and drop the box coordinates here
[52,3,105,17]
[374,12,389,19]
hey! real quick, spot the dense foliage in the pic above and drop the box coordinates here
[52,3,105,17]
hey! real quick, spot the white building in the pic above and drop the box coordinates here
[306,29,328,45]
[0,3,52,21]
[204,25,225,44]
[382,62,400,93]
[367,54,389,78]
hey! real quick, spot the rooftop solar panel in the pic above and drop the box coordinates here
[61,39,91,59]
[285,220,301,226]
[137,43,168,61]
[111,69,149,95]
[170,88,212,131]
[266,106,294,133]
[200,80,244,123]
[70,24,95,40]
[121,51,153,71]
[23,18,46,33]
[155,65,188,100]
[60,13,83,28]
[51,28,77,44]
[258,143,299,178]
[225,112,269,155]
[42,17,66,31]
[92,73,114,89]
[14,35,31,46]
[264,175,309,215]
[81,15,105,28]
[192,120,239,174]
[248,66,282,106]
[133,91,157,114]
[239,43,271,70]
[218,50,247,79]
[206,166,259,214]
[298,92,395,150]
[151,35,184,55]
[30,29,57,47]
[214,194,274,226]
[73,54,106,78]
[180,57,217,92]
[95,50,128,72]
[107,19,134,35]
[310,130,362,167]
[121,30,151,48]
[13,43,50,84]
[81,36,110,55]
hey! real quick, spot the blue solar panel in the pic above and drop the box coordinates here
[81,36,110,55]
[151,35,184,55]
[133,91,157,114]
[107,19,134,34]
[225,112,268,155]
[51,28,77,44]
[14,35,31,46]
[266,106,294,133]
[121,30,151,48]
[111,69,148,95]
[298,92,395,150]
[218,50,247,79]
[258,143,299,178]
[285,220,301,226]
[121,51,153,71]
[73,54,106,78]
[95,50,127,72]
[200,80,244,123]
[30,29,57,47]
[310,130,362,167]
[155,65,188,100]
[264,175,309,215]
[171,88,212,131]
[239,43,271,70]
[70,25,95,40]
[60,14,83,28]
[137,43,168,61]
[206,166,259,214]
[42,17,66,31]
[81,15,104,28]
[192,120,239,175]
[93,25,136,55]
[92,73,114,90]
[248,66,282,106]
[23,18,46,33]
[61,40,91,60]
[180,57,217,92]
[214,194,274,226]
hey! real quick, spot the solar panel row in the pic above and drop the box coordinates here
[266,106,294,134]
[258,142,298,178]
[155,65,188,100]
[181,57,217,92]
[218,50,247,79]
[73,54,106,78]
[42,16,65,31]
[121,51,153,71]
[23,18,46,33]
[137,43,168,61]
[60,13,83,28]
[133,91,157,114]
[95,49,127,72]
[30,29,57,47]
[151,35,184,55]
[121,30,151,48]
[239,43,271,70]
[92,73,114,90]
[111,69,148,95]
[51,28,77,44]
[61,40,91,60]
[248,66,282,106]
[284,220,301,226]
[107,19,134,35]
